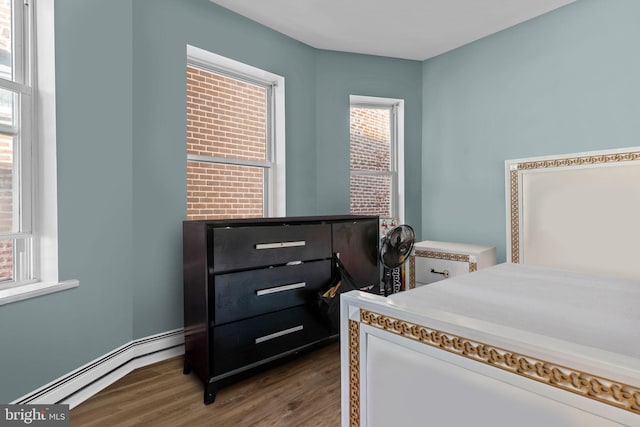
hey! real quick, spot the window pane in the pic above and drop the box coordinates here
[0,86,14,127]
[0,0,12,81]
[0,133,13,233]
[186,66,266,162]
[350,174,391,217]
[0,237,12,282]
[350,107,390,172]
[187,160,263,220]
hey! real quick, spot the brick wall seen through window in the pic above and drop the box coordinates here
[350,107,392,217]
[186,66,267,220]
[0,134,12,281]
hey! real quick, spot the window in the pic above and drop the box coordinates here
[349,95,404,222]
[186,45,285,220]
[0,0,34,287]
[0,0,75,305]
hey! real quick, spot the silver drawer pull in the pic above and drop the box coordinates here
[431,268,450,278]
[256,282,306,296]
[255,241,306,250]
[255,325,304,344]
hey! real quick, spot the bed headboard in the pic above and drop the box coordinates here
[505,146,640,280]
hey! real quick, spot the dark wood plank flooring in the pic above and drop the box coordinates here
[70,342,341,426]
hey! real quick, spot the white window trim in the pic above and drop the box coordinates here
[186,45,286,217]
[349,94,405,223]
[0,0,79,306]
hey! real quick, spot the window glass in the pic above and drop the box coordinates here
[186,66,267,162]
[185,47,285,219]
[0,0,28,288]
[0,237,12,282]
[186,65,270,219]
[187,160,264,220]
[0,0,13,82]
[350,174,392,218]
[350,105,395,218]
[350,107,390,172]
[0,133,13,234]
[0,86,14,127]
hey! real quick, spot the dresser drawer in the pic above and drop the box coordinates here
[213,260,332,325]
[212,224,332,272]
[211,306,329,377]
[413,254,474,286]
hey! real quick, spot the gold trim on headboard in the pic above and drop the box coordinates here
[349,319,360,427]
[359,309,640,416]
[409,250,477,289]
[516,151,640,171]
[508,149,640,264]
[509,169,520,263]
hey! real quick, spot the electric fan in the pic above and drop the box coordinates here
[380,224,415,295]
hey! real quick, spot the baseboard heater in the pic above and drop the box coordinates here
[12,329,185,409]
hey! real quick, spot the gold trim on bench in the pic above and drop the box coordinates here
[409,250,477,289]
[508,150,640,264]
[358,309,640,416]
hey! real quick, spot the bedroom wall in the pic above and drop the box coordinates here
[0,0,134,403]
[131,0,423,338]
[315,50,423,234]
[0,0,422,403]
[130,0,320,338]
[421,0,640,262]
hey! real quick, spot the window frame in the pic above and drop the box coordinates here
[0,0,78,305]
[0,0,33,288]
[349,94,405,223]
[186,45,286,218]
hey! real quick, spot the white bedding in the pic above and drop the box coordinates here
[386,263,640,375]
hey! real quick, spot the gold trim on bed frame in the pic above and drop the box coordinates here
[349,309,639,417]
[409,250,478,289]
[349,319,360,427]
[508,149,640,264]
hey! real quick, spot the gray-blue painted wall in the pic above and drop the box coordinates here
[0,0,135,405]
[1,0,637,404]
[314,50,423,228]
[130,0,321,339]
[0,0,421,402]
[128,0,422,341]
[422,0,640,262]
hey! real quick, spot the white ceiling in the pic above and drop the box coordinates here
[210,0,575,61]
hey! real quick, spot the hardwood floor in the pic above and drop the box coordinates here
[70,342,341,426]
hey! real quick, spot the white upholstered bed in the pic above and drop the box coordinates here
[340,147,640,426]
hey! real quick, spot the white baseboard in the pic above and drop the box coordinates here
[12,329,185,409]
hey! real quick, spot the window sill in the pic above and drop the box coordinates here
[0,280,79,306]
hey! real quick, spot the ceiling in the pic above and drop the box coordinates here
[210,0,575,61]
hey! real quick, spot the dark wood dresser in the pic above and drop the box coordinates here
[182,215,379,404]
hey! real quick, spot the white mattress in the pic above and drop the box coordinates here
[386,263,640,373]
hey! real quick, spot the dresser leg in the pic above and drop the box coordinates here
[204,383,217,405]
[183,359,192,375]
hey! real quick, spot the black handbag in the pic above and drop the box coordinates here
[317,254,363,334]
